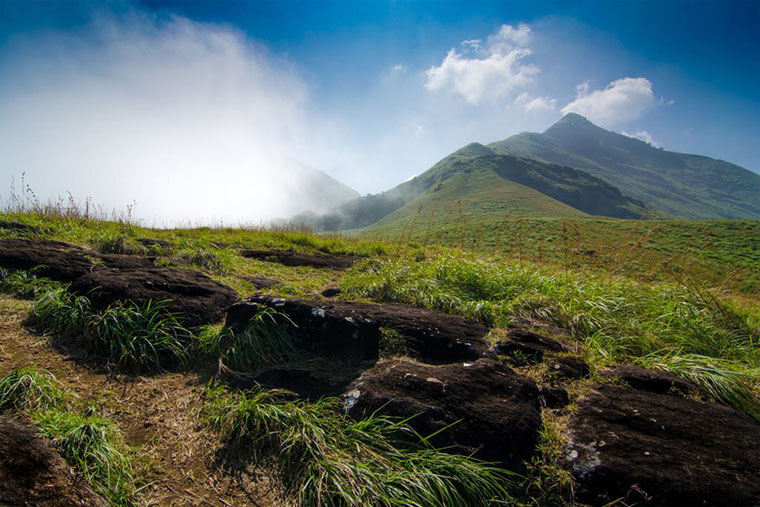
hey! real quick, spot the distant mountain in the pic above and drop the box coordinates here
[489,113,760,219]
[298,142,648,231]
[277,159,359,216]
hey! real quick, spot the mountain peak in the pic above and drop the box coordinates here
[545,112,599,133]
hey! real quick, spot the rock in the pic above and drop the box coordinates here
[601,365,697,396]
[0,220,42,234]
[227,295,491,364]
[70,266,238,327]
[345,358,542,471]
[251,366,363,399]
[565,384,760,506]
[539,385,570,409]
[240,249,358,269]
[0,415,106,506]
[320,287,342,298]
[493,329,566,361]
[0,239,97,282]
[0,239,238,327]
[548,356,590,380]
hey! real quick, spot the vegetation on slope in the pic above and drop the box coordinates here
[490,113,760,219]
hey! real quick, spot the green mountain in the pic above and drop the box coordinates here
[299,142,648,231]
[489,113,760,219]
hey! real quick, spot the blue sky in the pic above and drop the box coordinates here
[0,0,757,223]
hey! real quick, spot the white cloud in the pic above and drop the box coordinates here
[392,63,407,73]
[561,77,655,127]
[424,24,539,105]
[514,92,557,112]
[621,130,661,148]
[0,12,348,225]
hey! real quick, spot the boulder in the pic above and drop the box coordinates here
[0,239,238,327]
[346,358,542,471]
[70,266,238,327]
[601,365,698,396]
[0,220,42,234]
[0,239,96,282]
[240,249,358,269]
[565,384,760,506]
[493,329,566,361]
[227,296,491,364]
[0,415,106,506]
[547,356,590,380]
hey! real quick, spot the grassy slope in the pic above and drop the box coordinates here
[363,215,760,300]
[489,113,760,219]
[0,210,759,505]
[302,142,648,231]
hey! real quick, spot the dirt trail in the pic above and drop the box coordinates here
[0,297,280,506]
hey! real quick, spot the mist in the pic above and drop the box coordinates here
[0,11,334,226]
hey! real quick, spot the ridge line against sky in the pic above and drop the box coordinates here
[0,0,757,224]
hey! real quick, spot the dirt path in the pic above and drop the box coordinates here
[0,297,280,506]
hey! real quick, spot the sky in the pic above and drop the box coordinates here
[0,0,758,224]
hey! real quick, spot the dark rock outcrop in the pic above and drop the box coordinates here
[71,266,238,327]
[0,239,237,326]
[136,238,172,249]
[566,384,760,506]
[548,356,590,380]
[601,365,698,396]
[493,329,566,361]
[240,249,358,269]
[345,358,542,471]
[0,415,106,506]
[0,220,42,234]
[227,295,491,364]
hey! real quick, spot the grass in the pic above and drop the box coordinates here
[26,285,191,371]
[342,255,760,420]
[0,367,136,505]
[0,366,68,412]
[36,409,136,505]
[197,308,298,373]
[0,266,61,299]
[202,384,519,506]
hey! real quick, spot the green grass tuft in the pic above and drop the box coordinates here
[0,366,69,412]
[202,385,518,506]
[35,409,135,505]
[0,267,62,299]
[197,308,297,373]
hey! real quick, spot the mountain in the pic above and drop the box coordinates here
[489,113,760,219]
[276,159,359,216]
[299,142,649,231]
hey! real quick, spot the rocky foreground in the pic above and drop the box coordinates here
[1,236,759,506]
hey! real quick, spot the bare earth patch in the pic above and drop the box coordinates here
[0,297,282,506]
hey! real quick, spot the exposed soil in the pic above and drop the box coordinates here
[239,249,358,270]
[0,298,281,506]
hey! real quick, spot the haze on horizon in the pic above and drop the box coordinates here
[0,0,757,225]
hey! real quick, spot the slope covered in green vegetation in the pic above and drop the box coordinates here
[489,113,760,219]
[0,209,758,506]
[302,142,649,231]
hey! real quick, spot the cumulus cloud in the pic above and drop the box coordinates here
[424,24,539,105]
[514,92,557,112]
[561,77,655,127]
[621,130,661,148]
[0,11,340,225]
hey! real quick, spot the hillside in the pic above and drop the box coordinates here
[489,113,760,219]
[0,212,758,506]
[302,143,648,231]
[275,159,359,216]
